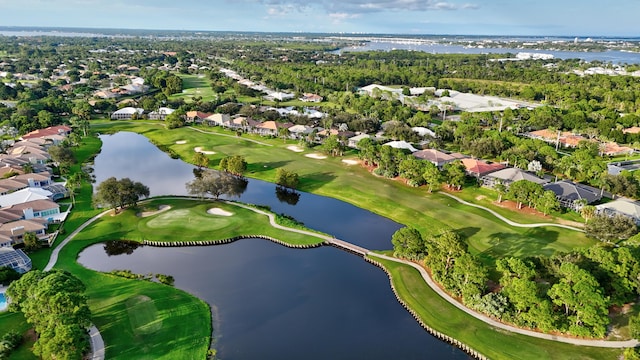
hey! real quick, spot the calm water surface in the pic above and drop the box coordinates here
[339,41,640,64]
[86,131,469,359]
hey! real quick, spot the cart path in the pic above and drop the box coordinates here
[227,200,637,348]
[46,199,637,355]
[440,192,584,232]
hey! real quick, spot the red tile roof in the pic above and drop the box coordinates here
[21,125,72,140]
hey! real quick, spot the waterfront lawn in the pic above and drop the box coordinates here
[373,256,623,360]
[91,121,598,262]
[55,255,211,360]
[71,198,325,246]
[51,197,326,359]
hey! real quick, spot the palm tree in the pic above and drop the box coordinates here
[65,172,83,205]
[278,127,290,143]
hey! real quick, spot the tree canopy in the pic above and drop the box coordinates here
[6,269,91,360]
[93,177,150,212]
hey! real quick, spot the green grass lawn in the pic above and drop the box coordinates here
[72,198,325,246]
[169,74,217,102]
[49,197,326,359]
[92,120,598,264]
[372,256,623,360]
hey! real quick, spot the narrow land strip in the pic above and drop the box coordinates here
[45,197,637,360]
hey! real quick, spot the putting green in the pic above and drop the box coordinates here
[145,208,233,231]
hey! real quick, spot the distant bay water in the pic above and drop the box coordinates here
[2,28,639,64]
[337,41,640,64]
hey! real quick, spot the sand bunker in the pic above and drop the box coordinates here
[175,140,187,144]
[342,159,359,165]
[207,208,233,216]
[305,153,327,159]
[194,147,216,155]
[287,145,304,152]
[138,205,171,217]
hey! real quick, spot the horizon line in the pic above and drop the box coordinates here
[0,25,637,39]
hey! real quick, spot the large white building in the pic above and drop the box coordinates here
[111,107,144,120]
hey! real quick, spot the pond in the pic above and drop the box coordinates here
[86,131,469,359]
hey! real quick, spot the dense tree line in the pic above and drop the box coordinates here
[7,270,91,359]
[392,226,640,338]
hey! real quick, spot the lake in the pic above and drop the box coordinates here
[84,131,469,359]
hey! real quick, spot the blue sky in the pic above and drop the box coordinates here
[1,0,637,36]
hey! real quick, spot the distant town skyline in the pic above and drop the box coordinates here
[1,0,637,36]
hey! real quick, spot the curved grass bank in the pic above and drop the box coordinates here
[54,198,326,359]
[93,121,597,261]
[369,256,622,360]
[86,124,627,359]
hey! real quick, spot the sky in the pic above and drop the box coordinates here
[0,0,638,36]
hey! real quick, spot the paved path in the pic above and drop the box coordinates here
[88,324,105,360]
[227,200,638,348]
[46,199,637,357]
[44,210,111,271]
[440,192,585,232]
[44,209,111,360]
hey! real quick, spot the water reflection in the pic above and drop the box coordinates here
[275,186,300,205]
[103,240,141,256]
[87,131,470,359]
[79,240,469,360]
[93,132,403,250]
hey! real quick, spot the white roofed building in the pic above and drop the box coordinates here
[111,107,144,120]
[149,107,175,120]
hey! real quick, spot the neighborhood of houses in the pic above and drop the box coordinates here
[0,125,72,274]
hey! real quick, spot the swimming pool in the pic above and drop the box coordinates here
[0,292,7,312]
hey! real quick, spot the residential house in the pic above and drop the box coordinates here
[596,198,640,224]
[0,247,32,274]
[205,113,231,127]
[288,125,314,139]
[148,107,175,120]
[0,188,53,208]
[623,127,640,134]
[599,142,634,157]
[347,134,371,149]
[413,149,457,167]
[228,117,261,131]
[526,129,590,148]
[481,167,548,189]
[21,125,72,144]
[0,179,29,195]
[299,93,323,103]
[255,121,293,136]
[461,158,506,178]
[0,199,61,222]
[12,172,53,187]
[543,180,602,211]
[383,140,418,153]
[185,111,212,123]
[0,218,48,246]
[110,107,144,120]
[607,159,640,175]
[264,91,295,101]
